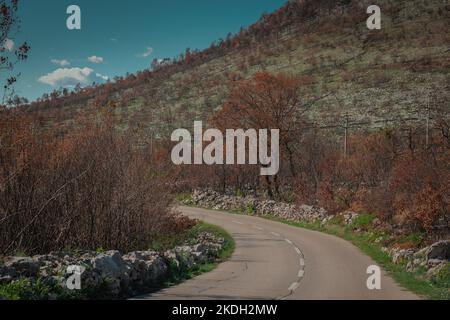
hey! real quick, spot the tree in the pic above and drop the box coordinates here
[6,93,26,107]
[211,71,313,197]
[0,0,30,103]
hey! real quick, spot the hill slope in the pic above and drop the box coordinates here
[27,0,450,136]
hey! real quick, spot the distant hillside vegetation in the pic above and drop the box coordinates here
[23,0,450,137]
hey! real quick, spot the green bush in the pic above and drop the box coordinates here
[235,188,244,198]
[176,193,193,205]
[397,233,424,247]
[433,263,450,289]
[0,278,55,300]
[351,214,376,229]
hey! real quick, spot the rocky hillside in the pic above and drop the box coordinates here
[28,0,449,136]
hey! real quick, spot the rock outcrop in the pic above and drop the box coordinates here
[390,241,450,280]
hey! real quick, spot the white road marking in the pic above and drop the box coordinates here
[240,222,306,297]
[266,230,305,292]
[270,232,280,237]
[288,282,300,291]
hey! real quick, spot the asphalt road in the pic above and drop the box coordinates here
[139,206,420,300]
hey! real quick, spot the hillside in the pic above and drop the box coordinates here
[26,0,450,137]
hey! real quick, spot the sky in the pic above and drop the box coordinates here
[6,0,287,101]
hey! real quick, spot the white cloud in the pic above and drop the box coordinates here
[51,59,71,67]
[4,38,14,51]
[38,67,108,87]
[96,73,109,81]
[88,55,104,63]
[138,47,153,58]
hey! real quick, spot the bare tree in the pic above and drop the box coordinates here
[1,0,30,103]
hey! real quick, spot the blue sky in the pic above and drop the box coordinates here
[8,0,286,101]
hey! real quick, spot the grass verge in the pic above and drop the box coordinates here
[163,222,235,286]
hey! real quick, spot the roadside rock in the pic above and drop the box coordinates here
[405,240,450,273]
[0,275,14,285]
[91,251,128,275]
[4,257,40,277]
[174,246,196,269]
[342,211,359,225]
[426,240,450,262]
[390,248,416,264]
[91,250,130,295]
[426,262,449,280]
[123,251,168,288]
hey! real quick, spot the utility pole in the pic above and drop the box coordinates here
[150,132,154,155]
[425,90,430,149]
[344,115,349,157]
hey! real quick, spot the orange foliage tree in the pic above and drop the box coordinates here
[210,71,313,198]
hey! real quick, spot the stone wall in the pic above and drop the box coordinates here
[189,189,328,223]
[0,231,224,299]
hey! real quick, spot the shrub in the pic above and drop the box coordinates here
[391,151,449,234]
[0,278,62,300]
[432,263,450,289]
[351,214,376,230]
[0,108,183,255]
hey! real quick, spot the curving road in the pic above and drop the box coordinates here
[139,206,420,300]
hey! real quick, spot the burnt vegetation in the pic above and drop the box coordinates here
[0,0,449,254]
[0,108,194,255]
[182,71,449,239]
